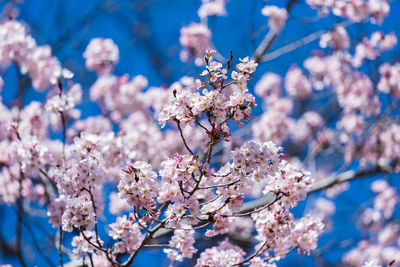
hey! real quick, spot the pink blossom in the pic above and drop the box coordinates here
[0,76,3,92]
[253,97,294,144]
[179,23,211,65]
[336,72,379,116]
[304,54,343,91]
[118,161,158,210]
[68,116,112,140]
[108,214,144,253]
[320,26,350,50]
[325,182,349,197]
[307,0,390,24]
[353,32,397,68]
[315,198,336,217]
[378,63,400,98]
[231,140,284,187]
[198,0,228,18]
[236,57,258,74]
[195,238,245,266]
[16,136,52,177]
[359,208,383,231]
[25,45,62,90]
[285,64,312,99]
[292,215,324,254]
[71,231,101,257]
[108,192,130,215]
[338,113,365,135]
[159,58,256,129]
[250,258,277,267]
[90,74,148,119]
[0,20,65,91]
[255,72,282,99]
[290,111,324,143]
[83,38,119,74]
[0,20,34,64]
[261,6,288,33]
[264,161,313,208]
[164,227,197,262]
[372,180,397,219]
[0,166,21,205]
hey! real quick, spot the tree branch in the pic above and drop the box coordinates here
[253,0,298,63]
[241,165,393,214]
[151,165,392,242]
[260,20,354,63]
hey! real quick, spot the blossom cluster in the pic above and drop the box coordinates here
[15,135,52,177]
[253,205,324,260]
[198,0,229,18]
[118,161,158,210]
[164,227,198,262]
[179,23,211,65]
[253,91,293,144]
[230,140,283,187]
[343,180,400,266]
[284,64,312,99]
[195,238,245,266]
[90,74,149,121]
[261,6,288,33]
[49,133,106,231]
[83,37,119,74]
[159,55,257,132]
[306,0,390,24]
[0,20,65,91]
[320,26,350,50]
[158,154,207,227]
[378,62,400,98]
[353,31,397,67]
[347,124,400,172]
[108,214,144,253]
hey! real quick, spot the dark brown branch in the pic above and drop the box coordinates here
[233,240,269,266]
[176,120,195,156]
[121,219,168,266]
[59,226,64,267]
[16,196,27,267]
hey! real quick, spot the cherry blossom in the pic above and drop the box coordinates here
[83,38,119,75]
[1,1,400,266]
[378,63,400,98]
[108,214,144,253]
[195,238,245,266]
[320,26,350,50]
[306,0,390,24]
[261,6,288,33]
[285,64,312,99]
[180,23,211,65]
[164,227,197,262]
[118,161,158,210]
[198,0,228,18]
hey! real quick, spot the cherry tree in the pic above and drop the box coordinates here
[0,0,399,266]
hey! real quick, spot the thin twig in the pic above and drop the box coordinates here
[176,120,195,156]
